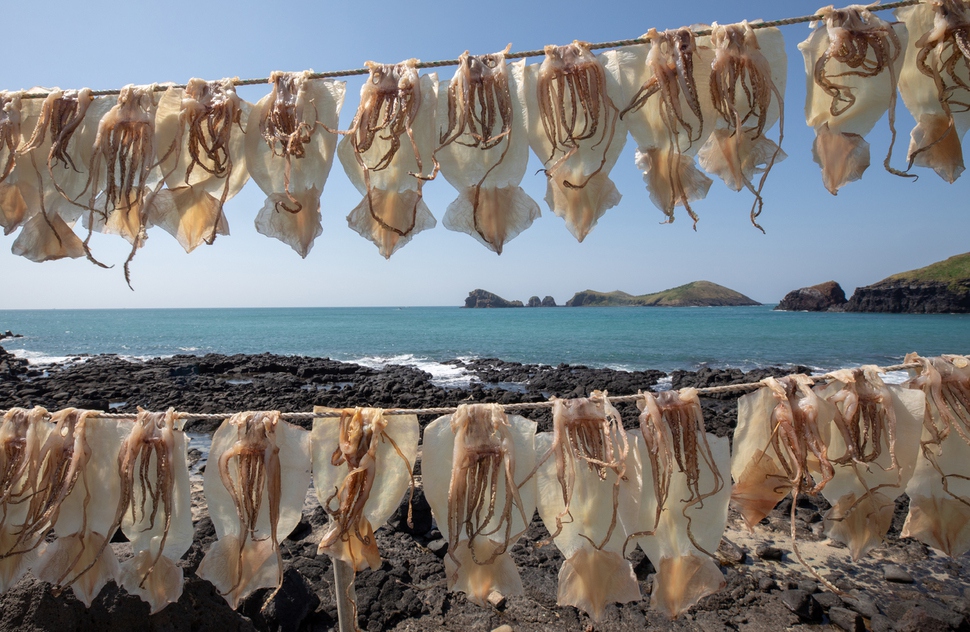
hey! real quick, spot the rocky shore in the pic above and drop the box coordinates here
[0,347,968,631]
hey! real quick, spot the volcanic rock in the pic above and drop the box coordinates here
[463,289,524,308]
[775,281,847,311]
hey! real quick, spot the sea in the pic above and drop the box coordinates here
[1,306,968,388]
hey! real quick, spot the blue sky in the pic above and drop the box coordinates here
[1,0,964,308]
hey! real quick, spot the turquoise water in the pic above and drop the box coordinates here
[1,306,968,378]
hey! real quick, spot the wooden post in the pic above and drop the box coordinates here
[333,559,359,632]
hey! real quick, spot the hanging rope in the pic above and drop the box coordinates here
[0,360,922,420]
[16,0,922,100]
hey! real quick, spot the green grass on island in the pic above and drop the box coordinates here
[567,281,760,307]
[887,252,970,285]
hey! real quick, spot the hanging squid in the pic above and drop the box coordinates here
[337,60,438,258]
[435,48,540,254]
[628,389,730,619]
[526,41,627,241]
[0,91,27,237]
[798,5,910,195]
[698,21,787,230]
[605,28,714,226]
[32,409,128,608]
[197,411,311,609]
[534,392,640,622]
[731,375,839,588]
[896,0,970,183]
[12,89,113,263]
[153,78,251,252]
[0,407,50,592]
[423,404,536,606]
[312,407,417,571]
[244,71,344,257]
[815,367,923,560]
[901,354,970,556]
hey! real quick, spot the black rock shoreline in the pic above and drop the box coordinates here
[0,347,968,632]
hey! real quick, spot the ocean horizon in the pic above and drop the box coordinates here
[3,306,968,387]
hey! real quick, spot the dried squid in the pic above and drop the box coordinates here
[312,407,417,571]
[901,354,970,556]
[798,5,909,195]
[197,411,311,609]
[730,376,838,587]
[526,41,627,241]
[0,91,27,237]
[12,89,114,263]
[244,71,345,257]
[423,404,536,606]
[534,392,640,622]
[0,407,50,591]
[32,409,128,607]
[435,48,540,253]
[815,368,923,560]
[153,79,251,252]
[605,28,714,226]
[698,22,787,230]
[337,60,438,258]
[896,0,970,183]
[98,408,192,613]
[629,389,730,618]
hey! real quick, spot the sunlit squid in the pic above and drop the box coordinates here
[0,91,27,238]
[424,404,536,606]
[435,48,540,254]
[526,41,627,241]
[798,5,910,194]
[896,0,970,183]
[244,71,345,257]
[698,21,787,231]
[901,354,970,556]
[197,411,311,609]
[629,389,730,619]
[815,367,923,560]
[154,79,251,252]
[337,60,438,258]
[534,392,640,622]
[606,28,714,226]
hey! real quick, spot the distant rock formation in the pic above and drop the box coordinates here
[775,281,847,312]
[527,296,557,307]
[463,289,524,308]
[845,252,970,313]
[566,281,760,307]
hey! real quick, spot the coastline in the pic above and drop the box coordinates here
[0,348,966,631]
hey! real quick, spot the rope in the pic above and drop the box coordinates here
[15,0,923,100]
[0,361,922,421]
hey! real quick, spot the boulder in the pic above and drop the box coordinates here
[463,289,524,308]
[541,296,557,307]
[775,281,847,312]
[528,296,541,307]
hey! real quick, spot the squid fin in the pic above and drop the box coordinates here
[908,113,965,183]
[346,189,436,258]
[318,517,382,572]
[636,148,712,224]
[698,129,786,192]
[652,554,725,619]
[901,493,970,558]
[442,185,540,255]
[824,491,895,561]
[33,532,120,608]
[150,187,229,253]
[731,450,789,529]
[254,188,323,258]
[196,534,280,609]
[119,549,184,614]
[12,211,86,262]
[557,547,640,623]
[0,529,34,592]
[0,183,27,235]
[545,172,621,242]
[444,538,524,607]
[812,124,870,195]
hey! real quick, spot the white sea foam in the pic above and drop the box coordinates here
[351,353,479,388]
[654,376,673,392]
[881,370,910,385]
[10,349,89,366]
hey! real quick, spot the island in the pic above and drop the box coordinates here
[845,252,970,313]
[565,281,760,307]
[775,281,847,312]
[463,289,524,308]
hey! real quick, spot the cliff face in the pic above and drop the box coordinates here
[775,281,847,312]
[463,289,524,308]
[846,280,970,313]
